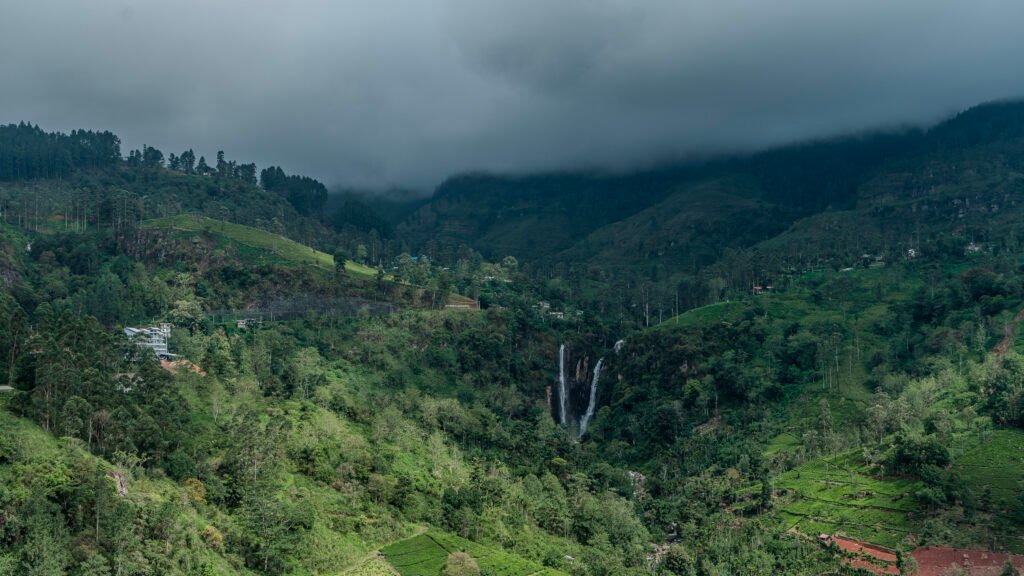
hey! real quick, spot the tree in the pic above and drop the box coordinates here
[500,255,518,274]
[142,145,164,169]
[216,150,228,178]
[429,271,452,309]
[18,493,70,576]
[238,162,257,185]
[259,165,327,217]
[203,330,234,378]
[1002,559,1021,576]
[61,396,94,443]
[170,299,203,334]
[758,467,773,511]
[78,553,111,576]
[179,149,196,174]
[443,552,480,576]
[0,554,17,576]
[395,253,415,282]
[293,347,322,399]
[334,247,349,274]
[0,290,25,386]
[662,545,696,575]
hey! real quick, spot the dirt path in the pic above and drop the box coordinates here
[993,309,1024,356]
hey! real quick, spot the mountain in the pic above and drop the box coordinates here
[401,100,1024,313]
[3,99,1024,576]
[398,126,920,266]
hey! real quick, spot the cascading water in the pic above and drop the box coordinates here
[558,344,568,425]
[614,339,625,353]
[577,357,603,439]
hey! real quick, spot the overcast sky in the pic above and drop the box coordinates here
[2,1,1024,191]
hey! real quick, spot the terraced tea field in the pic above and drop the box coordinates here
[955,429,1024,510]
[776,453,923,548]
[380,531,567,576]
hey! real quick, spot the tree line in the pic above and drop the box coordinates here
[0,123,121,181]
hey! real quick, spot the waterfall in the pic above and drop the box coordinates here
[614,339,625,353]
[577,357,603,439]
[558,344,568,425]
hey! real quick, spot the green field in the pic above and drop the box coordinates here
[381,531,567,576]
[955,429,1024,509]
[141,214,378,277]
[654,300,746,330]
[776,452,923,548]
[765,432,802,456]
[777,431,1024,550]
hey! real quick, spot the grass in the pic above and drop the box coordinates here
[654,300,745,330]
[765,432,802,456]
[381,531,567,576]
[341,556,400,576]
[141,214,377,278]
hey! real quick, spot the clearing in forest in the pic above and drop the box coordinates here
[142,214,378,277]
[380,531,567,576]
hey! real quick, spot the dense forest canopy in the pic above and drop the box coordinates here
[0,123,121,180]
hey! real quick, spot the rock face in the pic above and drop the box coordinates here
[0,257,21,286]
[106,471,128,496]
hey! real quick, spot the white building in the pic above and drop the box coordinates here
[124,323,173,357]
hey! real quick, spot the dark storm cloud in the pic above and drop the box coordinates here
[2,0,1023,189]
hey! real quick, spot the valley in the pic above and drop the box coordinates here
[3,100,1024,576]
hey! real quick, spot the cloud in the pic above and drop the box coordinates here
[1,0,1023,190]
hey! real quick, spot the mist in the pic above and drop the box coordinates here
[2,0,1023,190]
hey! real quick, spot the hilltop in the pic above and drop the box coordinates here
[141,214,377,277]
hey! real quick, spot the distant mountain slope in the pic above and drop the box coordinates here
[399,169,697,260]
[754,116,1024,267]
[556,175,799,273]
[401,100,1024,279]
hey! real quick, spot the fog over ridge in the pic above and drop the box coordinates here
[2,0,1023,190]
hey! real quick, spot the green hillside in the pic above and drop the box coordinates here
[776,452,925,548]
[402,100,1024,321]
[142,214,378,277]
[776,429,1024,552]
[0,408,252,575]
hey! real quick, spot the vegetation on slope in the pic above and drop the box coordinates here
[141,214,377,277]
